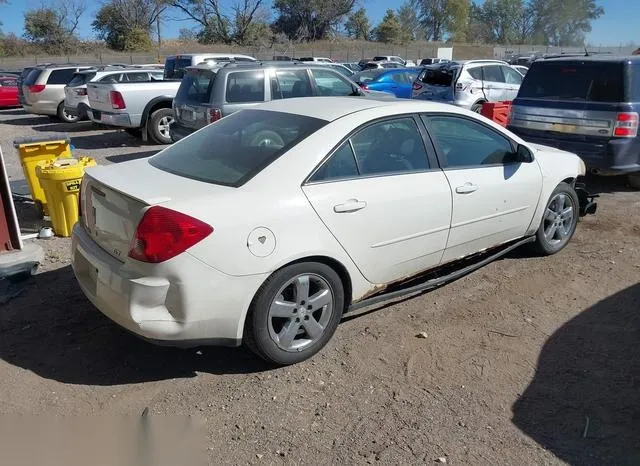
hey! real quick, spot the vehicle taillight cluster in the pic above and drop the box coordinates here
[110,91,126,110]
[28,85,46,93]
[412,82,422,91]
[75,88,88,96]
[208,108,222,124]
[613,112,639,138]
[128,206,213,263]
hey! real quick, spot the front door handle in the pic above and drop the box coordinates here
[334,199,367,213]
[455,183,479,194]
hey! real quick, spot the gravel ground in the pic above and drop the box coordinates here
[1,108,639,465]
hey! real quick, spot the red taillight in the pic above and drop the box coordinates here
[614,112,639,138]
[75,88,87,96]
[110,91,126,109]
[359,83,368,90]
[128,206,213,263]
[208,108,222,124]
[29,84,45,93]
[412,82,422,91]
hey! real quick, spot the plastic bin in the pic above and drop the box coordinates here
[13,134,72,216]
[36,157,96,237]
[480,101,512,127]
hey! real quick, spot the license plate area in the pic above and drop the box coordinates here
[74,249,98,296]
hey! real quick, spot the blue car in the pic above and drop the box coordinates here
[352,68,422,99]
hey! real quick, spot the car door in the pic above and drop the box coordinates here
[302,116,452,285]
[481,65,509,102]
[500,65,523,100]
[421,114,542,263]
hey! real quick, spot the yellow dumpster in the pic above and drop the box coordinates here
[13,134,72,216]
[36,157,96,237]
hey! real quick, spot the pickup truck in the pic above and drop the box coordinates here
[87,79,181,144]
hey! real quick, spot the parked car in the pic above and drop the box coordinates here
[372,55,407,65]
[22,64,94,122]
[352,68,422,98]
[164,53,257,79]
[65,67,164,120]
[170,62,393,142]
[412,60,523,112]
[298,57,333,63]
[363,61,405,70]
[0,75,19,107]
[72,97,595,365]
[419,58,450,66]
[508,55,640,186]
[301,62,355,77]
[512,65,529,76]
[87,77,181,144]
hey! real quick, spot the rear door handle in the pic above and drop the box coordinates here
[334,199,367,213]
[455,183,479,194]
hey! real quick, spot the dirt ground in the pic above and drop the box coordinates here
[0,108,639,465]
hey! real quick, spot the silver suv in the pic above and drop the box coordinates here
[171,62,393,142]
[22,64,94,122]
[64,66,164,120]
[412,60,523,112]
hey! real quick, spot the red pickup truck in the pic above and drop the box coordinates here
[0,76,19,108]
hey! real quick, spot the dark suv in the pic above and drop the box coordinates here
[508,56,640,184]
[170,62,392,142]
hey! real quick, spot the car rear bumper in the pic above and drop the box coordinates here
[71,223,267,346]
[509,127,640,175]
[22,102,58,116]
[88,108,134,128]
[170,122,197,143]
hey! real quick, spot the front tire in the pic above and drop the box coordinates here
[57,102,79,123]
[244,262,345,365]
[148,108,174,144]
[532,182,579,255]
[471,102,485,113]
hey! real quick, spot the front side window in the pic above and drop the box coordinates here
[352,118,429,175]
[310,69,355,96]
[424,115,516,167]
[225,71,265,103]
[150,110,327,187]
[391,73,407,84]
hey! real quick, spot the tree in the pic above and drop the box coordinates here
[397,1,422,42]
[23,0,86,52]
[169,0,266,45]
[473,0,523,44]
[272,0,357,41]
[93,0,167,51]
[373,9,401,44]
[418,0,470,41]
[530,0,603,46]
[178,28,197,41]
[344,8,370,40]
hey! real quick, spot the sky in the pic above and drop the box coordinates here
[0,0,637,46]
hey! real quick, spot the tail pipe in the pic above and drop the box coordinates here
[575,182,598,216]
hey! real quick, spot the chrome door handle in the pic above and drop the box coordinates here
[334,199,367,213]
[455,183,479,194]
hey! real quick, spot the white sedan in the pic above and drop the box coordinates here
[71,97,596,365]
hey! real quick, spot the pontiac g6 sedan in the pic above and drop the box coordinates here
[72,97,596,365]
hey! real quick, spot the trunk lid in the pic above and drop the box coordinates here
[413,65,459,101]
[81,158,231,262]
[87,83,115,112]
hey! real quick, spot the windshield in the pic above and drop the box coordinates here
[176,68,217,103]
[150,110,328,187]
[519,61,626,102]
[164,57,193,79]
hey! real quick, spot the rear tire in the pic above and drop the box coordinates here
[244,262,345,366]
[471,102,484,113]
[148,108,174,144]
[57,102,79,123]
[532,182,579,256]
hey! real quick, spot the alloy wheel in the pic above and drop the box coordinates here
[543,192,575,246]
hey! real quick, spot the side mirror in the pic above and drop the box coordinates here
[516,144,533,163]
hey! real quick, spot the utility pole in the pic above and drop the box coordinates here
[156,14,162,64]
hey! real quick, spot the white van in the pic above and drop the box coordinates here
[164,53,257,79]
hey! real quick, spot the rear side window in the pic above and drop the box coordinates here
[467,67,482,80]
[23,69,43,86]
[270,70,312,99]
[482,65,505,83]
[47,69,76,85]
[99,74,122,83]
[125,72,151,82]
[519,61,625,102]
[68,73,96,87]
[226,71,265,103]
[310,69,354,96]
[630,64,640,100]
[176,69,216,103]
[150,110,327,187]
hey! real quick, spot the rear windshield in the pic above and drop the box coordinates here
[373,56,387,62]
[176,68,217,103]
[23,69,43,86]
[631,64,640,100]
[0,77,17,87]
[353,70,383,83]
[519,61,626,102]
[20,68,35,79]
[420,65,458,86]
[164,57,193,79]
[149,110,327,187]
[68,72,96,87]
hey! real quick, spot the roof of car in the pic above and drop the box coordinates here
[253,97,459,121]
[541,55,640,64]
